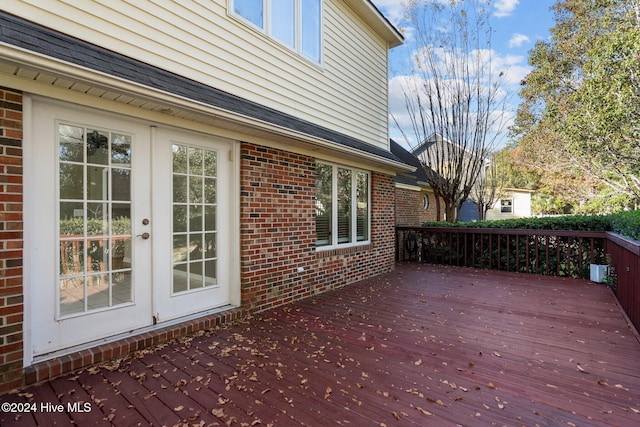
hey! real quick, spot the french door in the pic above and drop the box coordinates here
[28,98,236,358]
[151,128,235,322]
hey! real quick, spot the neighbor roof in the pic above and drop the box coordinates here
[0,11,406,167]
[390,139,432,187]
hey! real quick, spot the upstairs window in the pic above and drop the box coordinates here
[232,0,322,63]
[316,163,370,249]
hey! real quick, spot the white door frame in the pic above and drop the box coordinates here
[23,96,240,365]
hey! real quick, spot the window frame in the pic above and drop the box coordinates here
[500,198,513,214]
[230,0,323,64]
[315,162,371,250]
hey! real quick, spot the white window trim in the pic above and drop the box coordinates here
[229,0,323,64]
[316,162,371,251]
[500,198,514,214]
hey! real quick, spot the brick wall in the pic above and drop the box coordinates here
[396,187,422,226]
[0,87,24,393]
[240,143,397,312]
[396,187,439,226]
[240,143,317,312]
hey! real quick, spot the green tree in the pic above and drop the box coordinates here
[512,0,640,211]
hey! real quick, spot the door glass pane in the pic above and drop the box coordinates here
[87,166,108,200]
[172,144,218,293]
[59,125,84,162]
[112,271,132,305]
[111,133,131,165]
[204,259,217,287]
[112,168,131,201]
[58,123,134,317]
[87,203,108,235]
[86,129,109,165]
[173,175,187,203]
[60,277,85,316]
[60,164,84,199]
[60,202,84,237]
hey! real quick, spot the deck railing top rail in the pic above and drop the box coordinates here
[396,226,606,238]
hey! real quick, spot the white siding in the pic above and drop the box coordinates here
[486,191,533,221]
[3,0,391,149]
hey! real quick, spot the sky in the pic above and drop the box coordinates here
[371,0,557,149]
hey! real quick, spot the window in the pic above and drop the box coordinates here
[501,199,513,213]
[232,0,322,63]
[316,163,370,248]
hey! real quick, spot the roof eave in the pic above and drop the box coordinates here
[345,0,404,48]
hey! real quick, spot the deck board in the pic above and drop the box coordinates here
[2,264,639,426]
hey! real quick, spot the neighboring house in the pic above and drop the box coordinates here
[0,1,409,392]
[391,140,439,226]
[412,133,488,221]
[411,133,485,188]
[486,188,534,220]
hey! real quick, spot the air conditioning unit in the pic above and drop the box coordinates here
[590,264,608,283]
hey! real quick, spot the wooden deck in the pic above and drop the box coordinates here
[2,264,640,426]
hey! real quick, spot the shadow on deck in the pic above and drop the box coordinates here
[2,264,640,426]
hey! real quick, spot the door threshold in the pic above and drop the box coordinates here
[25,305,244,388]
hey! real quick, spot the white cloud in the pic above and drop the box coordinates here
[493,0,519,18]
[508,33,530,48]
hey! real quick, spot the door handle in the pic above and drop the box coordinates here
[137,232,150,240]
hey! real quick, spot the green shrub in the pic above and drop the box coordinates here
[609,210,640,241]
[422,210,640,241]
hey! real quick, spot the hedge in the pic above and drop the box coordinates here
[422,211,640,241]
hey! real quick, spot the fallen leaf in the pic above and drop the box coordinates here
[324,387,332,399]
[493,351,501,358]
[212,408,226,418]
[415,407,433,416]
[174,405,184,411]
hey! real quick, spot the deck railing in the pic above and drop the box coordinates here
[396,226,639,332]
[605,232,640,332]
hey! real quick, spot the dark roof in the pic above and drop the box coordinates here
[390,139,431,187]
[0,11,404,166]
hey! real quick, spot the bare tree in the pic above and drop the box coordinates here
[470,153,506,220]
[392,0,508,222]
